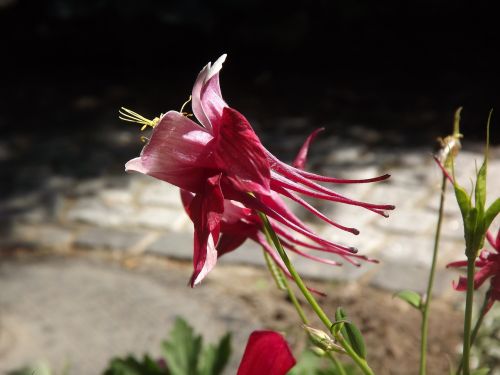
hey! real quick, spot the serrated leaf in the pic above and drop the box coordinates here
[334,308,367,359]
[198,333,231,375]
[484,198,500,231]
[103,355,164,375]
[161,318,202,375]
[394,290,422,309]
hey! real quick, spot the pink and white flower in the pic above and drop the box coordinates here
[125,54,393,286]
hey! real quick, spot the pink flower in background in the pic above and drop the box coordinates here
[447,229,500,313]
[125,54,393,286]
[237,331,296,375]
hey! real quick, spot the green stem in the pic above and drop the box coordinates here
[263,229,349,375]
[456,290,490,375]
[419,174,447,375]
[327,351,348,375]
[258,212,375,375]
[462,256,476,375]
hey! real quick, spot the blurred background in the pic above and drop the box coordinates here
[1,1,500,374]
[1,0,499,197]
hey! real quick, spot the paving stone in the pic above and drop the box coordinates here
[0,257,259,375]
[138,182,183,208]
[134,207,187,231]
[293,253,376,282]
[98,188,133,205]
[74,227,147,251]
[319,226,387,257]
[218,240,266,267]
[66,198,136,227]
[4,225,73,251]
[378,235,437,268]
[145,231,193,260]
[370,259,457,295]
[368,183,428,210]
[69,178,107,196]
[376,209,436,235]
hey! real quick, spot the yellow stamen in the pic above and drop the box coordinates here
[180,96,194,117]
[180,95,192,113]
[119,107,161,130]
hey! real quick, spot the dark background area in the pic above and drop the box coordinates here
[1,0,499,197]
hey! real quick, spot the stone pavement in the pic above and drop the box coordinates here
[0,255,262,374]
[1,130,499,296]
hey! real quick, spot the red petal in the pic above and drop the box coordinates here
[187,175,225,286]
[237,331,296,375]
[274,185,360,234]
[292,128,323,169]
[217,232,250,256]
[486,229,500,252]
[212,108,271,195]
[191,55,227,133]
[126,111,214,192]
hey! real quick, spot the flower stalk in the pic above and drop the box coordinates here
[258,211,375,375]
[419,173,447,375]
[462,257,476,375]
[456,290,491,374]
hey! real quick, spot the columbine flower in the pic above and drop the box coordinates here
[237,331,296,375]
[447,229,500,313]
[124,54,393,286]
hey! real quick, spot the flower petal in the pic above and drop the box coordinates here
[126,111,214,192]
[213,107,271,195]
[486,229,500,252]
[237,331,296,375]
[185,174,225,286]
[292,128,324,169]
[192,54,227,134]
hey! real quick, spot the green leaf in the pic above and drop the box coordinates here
[471,368,490,375]
[454,183,471,222]
[465,207,480,256]
[8,363,53,375]
[288,350,357,375]
[334,308,367,359]
[475,160,487,216]
[393,290,422,309]
[103,355,164,375]
[484,198,500,232]
[330,320,348,335]
[198,333,231,375]
[161,318,202,375]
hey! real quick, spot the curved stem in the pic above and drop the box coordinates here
[462,256,476,375]
[258,212,375,375]
[419,174,447,375]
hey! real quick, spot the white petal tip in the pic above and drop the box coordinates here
[207,54,227,81]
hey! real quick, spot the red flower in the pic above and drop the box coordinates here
[237,331,296,375]
[447,229,500,312]
[125,55,393,286]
